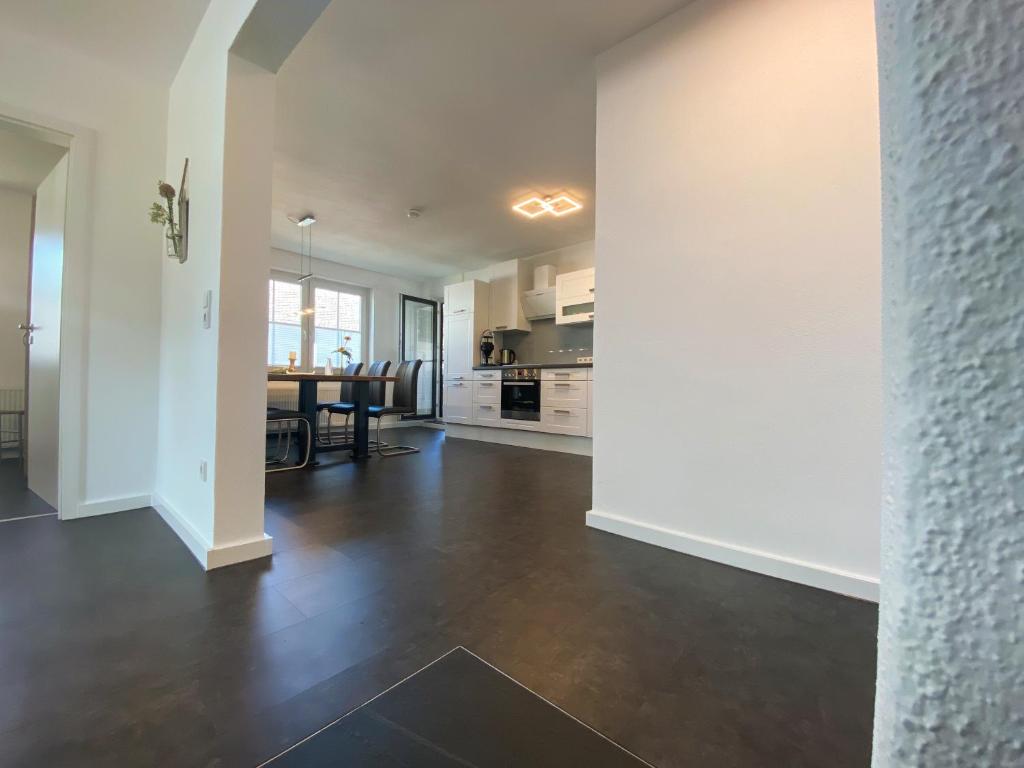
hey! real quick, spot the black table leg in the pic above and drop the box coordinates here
[352,380,370,460]
[299,379,319,465]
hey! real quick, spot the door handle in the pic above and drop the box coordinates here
[18,323,37,346]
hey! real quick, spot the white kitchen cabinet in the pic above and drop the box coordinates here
[443,280,488,317]
[488,258,531,333]
[473,380,500,404]
[541,406,589,436]
[443,380,473,424]
[474,369,500,381]
[541,380,588,408]
[474,402,500,425]
[541,368,589,382]
[555,268,595,326]
[442,280,490,388]
[442,313,474,379]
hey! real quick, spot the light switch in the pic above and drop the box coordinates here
[202,290,212,329]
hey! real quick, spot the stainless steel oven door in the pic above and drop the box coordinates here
[501,380,541,421]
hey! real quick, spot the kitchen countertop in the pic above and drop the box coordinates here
[473,362,592,370]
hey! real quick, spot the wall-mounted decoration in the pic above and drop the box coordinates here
[177,158,190,264]
[148,158,189,264]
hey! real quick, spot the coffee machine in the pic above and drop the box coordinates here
[479,330,495,366]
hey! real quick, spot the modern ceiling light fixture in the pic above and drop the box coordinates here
[288,213,316,290]
[513,193,583,219]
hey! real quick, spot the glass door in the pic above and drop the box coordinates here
[400,295,438,418]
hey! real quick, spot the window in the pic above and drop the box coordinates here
[313,285,364,368]
[267,274,369,370]
[268,278,303,366]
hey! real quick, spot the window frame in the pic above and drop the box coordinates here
[267,271,370,372]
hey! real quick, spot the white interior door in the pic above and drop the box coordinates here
[26,154,67,509]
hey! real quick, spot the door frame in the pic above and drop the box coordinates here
[0,102,96,520]
[398,294,438,420]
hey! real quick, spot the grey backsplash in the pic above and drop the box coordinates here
[496,319,593,364]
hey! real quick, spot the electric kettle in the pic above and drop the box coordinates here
[500,349,516,366]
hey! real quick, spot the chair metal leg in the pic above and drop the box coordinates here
[266,417,312,472]
[374,416,420,457]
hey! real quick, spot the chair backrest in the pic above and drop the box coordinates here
[391,360,423,413]
[366,360,392,406]
[339,362,364,402]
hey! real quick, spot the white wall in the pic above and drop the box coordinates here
[873,0,1024,762]
[0,187,32,390]
[590,0,881,599]
[156,0,271,567]
[0,26,166,513]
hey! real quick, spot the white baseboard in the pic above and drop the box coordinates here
[207,533,273,569]
[444,423,592,456]
[151,493,273,571]
[151,493,210,567]
[586,509,879,602]
[70,494,152,520]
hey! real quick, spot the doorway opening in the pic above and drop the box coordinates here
[399,295,439,420]
[0,117,70,520]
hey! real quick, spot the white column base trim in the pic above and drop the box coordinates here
[69,494,153,520]
[586,509,879,602]
[151,493,272,570]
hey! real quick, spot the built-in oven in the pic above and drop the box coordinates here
[501,367,541,421]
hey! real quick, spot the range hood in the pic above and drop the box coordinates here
[521,287,555,320]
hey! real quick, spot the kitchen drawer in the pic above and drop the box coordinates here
[541,368,588,382]
[473,380,500,403]
[444,373,472,383]
[443,380,473,424]
[541,406,588,436]
[473,369,501,381]
[474,402,500,425]
[541,380,587,408]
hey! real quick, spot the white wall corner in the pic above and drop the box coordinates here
[151,493,273,570]
[586,509,880,602]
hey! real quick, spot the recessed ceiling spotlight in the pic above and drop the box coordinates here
[513,194,582,219]
[407,207,423,219]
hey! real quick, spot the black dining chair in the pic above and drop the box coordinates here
[316,362,363,444]
[324,360,391,447]
[266,408,312,473]
[368,359,422,456]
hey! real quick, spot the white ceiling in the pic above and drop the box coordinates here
[273,0,688,279]
[0,0,212,84]
[0,122,67,193]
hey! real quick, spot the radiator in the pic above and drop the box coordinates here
[0,389,25,456]
[266,383,343,430]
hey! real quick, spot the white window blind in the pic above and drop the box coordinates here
[268,278,303,366]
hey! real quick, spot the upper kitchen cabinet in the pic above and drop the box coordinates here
[488,258,532,332]
[443,279,490,317]
[555,267,595,325]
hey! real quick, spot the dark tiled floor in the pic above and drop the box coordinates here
[0,428,878,767]
[0,459,54,520]
[266,647,650,767]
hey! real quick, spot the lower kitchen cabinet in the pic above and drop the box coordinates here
[474,402,500,425]
[444,380,473,424]
[540,406,588,436]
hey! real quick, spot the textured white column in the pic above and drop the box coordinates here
[873,1,1024,765]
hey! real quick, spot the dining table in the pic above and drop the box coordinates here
[268,372,399,463]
